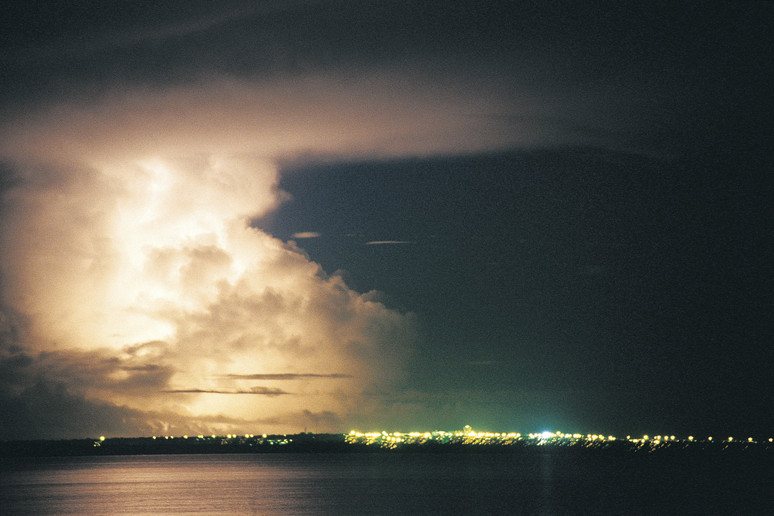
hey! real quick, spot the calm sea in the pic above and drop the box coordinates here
[0,452,771,515]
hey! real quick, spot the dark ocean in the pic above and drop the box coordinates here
[1,452,771,515]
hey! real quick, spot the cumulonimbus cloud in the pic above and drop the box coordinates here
[0,6,566,436]
[2,65,532,436]
[0,146,419,435]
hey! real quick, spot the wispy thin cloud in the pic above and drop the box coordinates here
[291,232,321,239]
[14,4,264,62]
[364,241,413,246]
[121,364,164,372]
[164,387,290,395]
[220,373,354,380]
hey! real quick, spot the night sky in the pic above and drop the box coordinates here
[1,1,771,440]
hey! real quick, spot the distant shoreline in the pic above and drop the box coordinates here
[3,432,773,458]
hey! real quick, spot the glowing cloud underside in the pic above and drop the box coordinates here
[0,72,529,435]
[0,152,417,432]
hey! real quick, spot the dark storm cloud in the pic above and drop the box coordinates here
[0,338,176,401]
[3,1,524,84]
[0,308,166,439]
[0,379,154,440]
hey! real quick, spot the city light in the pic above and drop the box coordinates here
[341,427,772,451]
[64,428,774,456]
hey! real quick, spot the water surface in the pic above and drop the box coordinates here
[1,452,770,514]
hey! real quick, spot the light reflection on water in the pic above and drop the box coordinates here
[0,452,771,515]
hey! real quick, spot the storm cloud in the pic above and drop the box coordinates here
[0,1,555,438]
[1,1,769,438]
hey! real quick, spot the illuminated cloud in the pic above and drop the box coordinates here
[1,68,503,434]
[222,373,353,380]
[1,71,537,165]
[0,2,666,438]
[0,150,417,436]
[0,49,539,435]
[291,232,322,239]
[163,387,291,396]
